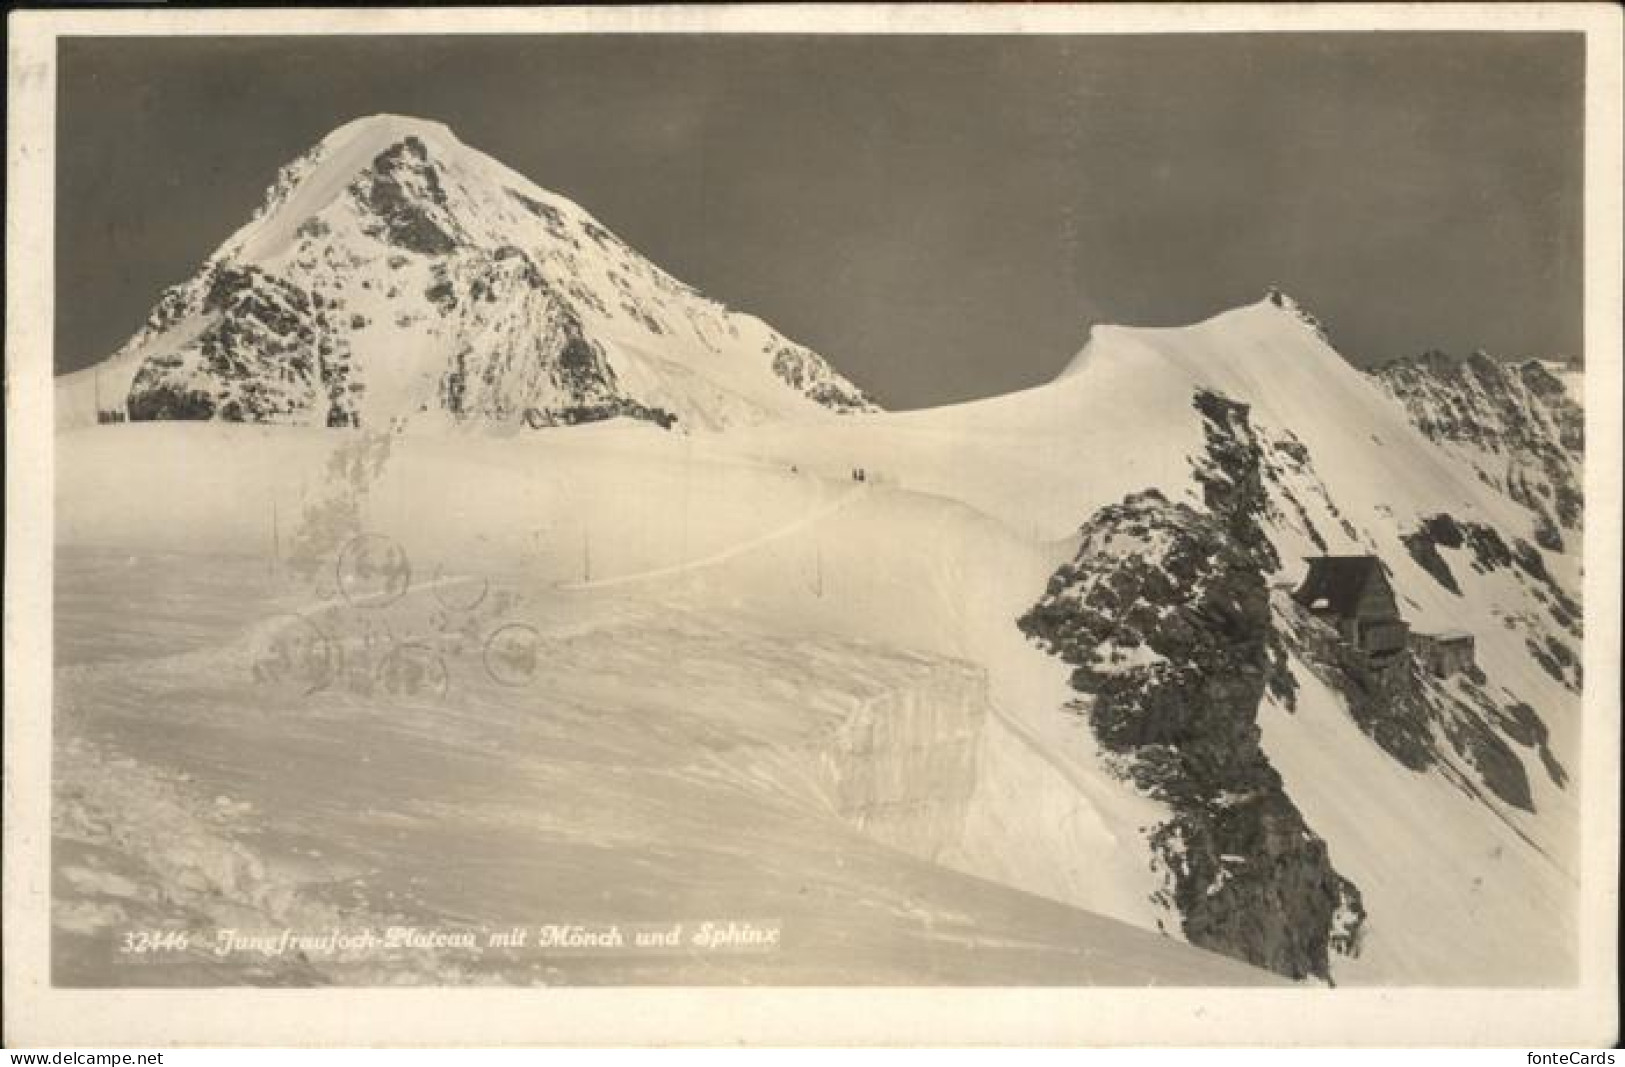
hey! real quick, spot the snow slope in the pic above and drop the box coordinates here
[57,544,1286,987]
[55,419,1180,945]
[1260,661,1575,985]
[54,294,1583,984]
[53,127,1584,988]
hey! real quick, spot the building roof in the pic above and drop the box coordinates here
[1292,556,1385,618]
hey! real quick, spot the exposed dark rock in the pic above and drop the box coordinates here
[1402,514,1463,594]
[523,400,677,431]
[1495,699,1569,787]
[1402,512,1545,597]
[1462,521,1514,573]
[554,332,613,397]
[506,189,570,241]
[1019,391,1366,982]
[1518,360,1584,452]
[1264,287,1334,346]
[441,349,469,416]
[127,382,216,421]
[125,263,336,425]
[1439,705,1533,811]
[1511,539,1582,637]
[1152,795,1364,976]
[351,136,460,255]
[1266,633,1299,711]
[1405,516,1581,653]
[1453,678,1566,792]
[1372,351,1584,541]
[1526,633,1581,691]
[582,219,616,249]
[1278,598,1436,772]
[1257,430,1334,553]
[1191,390,1280,573]
[1272,436,1310,466]
[425,277,457,313]
[142,282,199,335]
[769,343,878,414]
[1532,513,1565,552]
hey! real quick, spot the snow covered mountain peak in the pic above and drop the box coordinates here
[1259,285,1335,342]
[220,114,480,267]
[328,112,459,146]
[301,111,464,169]
[58,114,879,432]
[1058,289,1337,389]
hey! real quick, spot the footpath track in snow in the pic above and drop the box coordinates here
[558,482,867,591]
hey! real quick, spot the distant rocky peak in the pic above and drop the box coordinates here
[67,113,880,433]
[1371,346,1584,550]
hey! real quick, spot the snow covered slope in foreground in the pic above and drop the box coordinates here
[54,487,1268,986]
[56,115,874,434]
[55,295,1582,986]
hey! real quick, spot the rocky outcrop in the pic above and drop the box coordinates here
[350,136,462,255]
[1401,511,1582,692]
[769,343,878,414]
[1274,595,1435,772]
[1483,695,1568,790]
[1275,584,1560,813]
[522,398,677,431]
[1019,487,1364,981]
[1373,351,1583,551]
[1398,512,1518,596]
[1018,391,1366,982]
[126,263,354,426]
[1191,390,1280,572]
[1401,514,1466,594]
[427,257,677,429]
[1264,287,1335,347]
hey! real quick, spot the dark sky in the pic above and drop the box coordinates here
[56,33,1584,409]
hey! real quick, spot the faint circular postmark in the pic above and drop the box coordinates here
[249,614,339,696]
[335,534,412,608]
[375,641,450,700]
[483,623,541,687]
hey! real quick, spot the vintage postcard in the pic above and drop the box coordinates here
[5,3,1620,1048]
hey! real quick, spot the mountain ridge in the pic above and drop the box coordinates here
[1370,348,1584,552]
[50,114,1588,989]
[56,113,878,433]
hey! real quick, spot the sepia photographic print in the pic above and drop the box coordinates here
[5,4,1620,1048]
